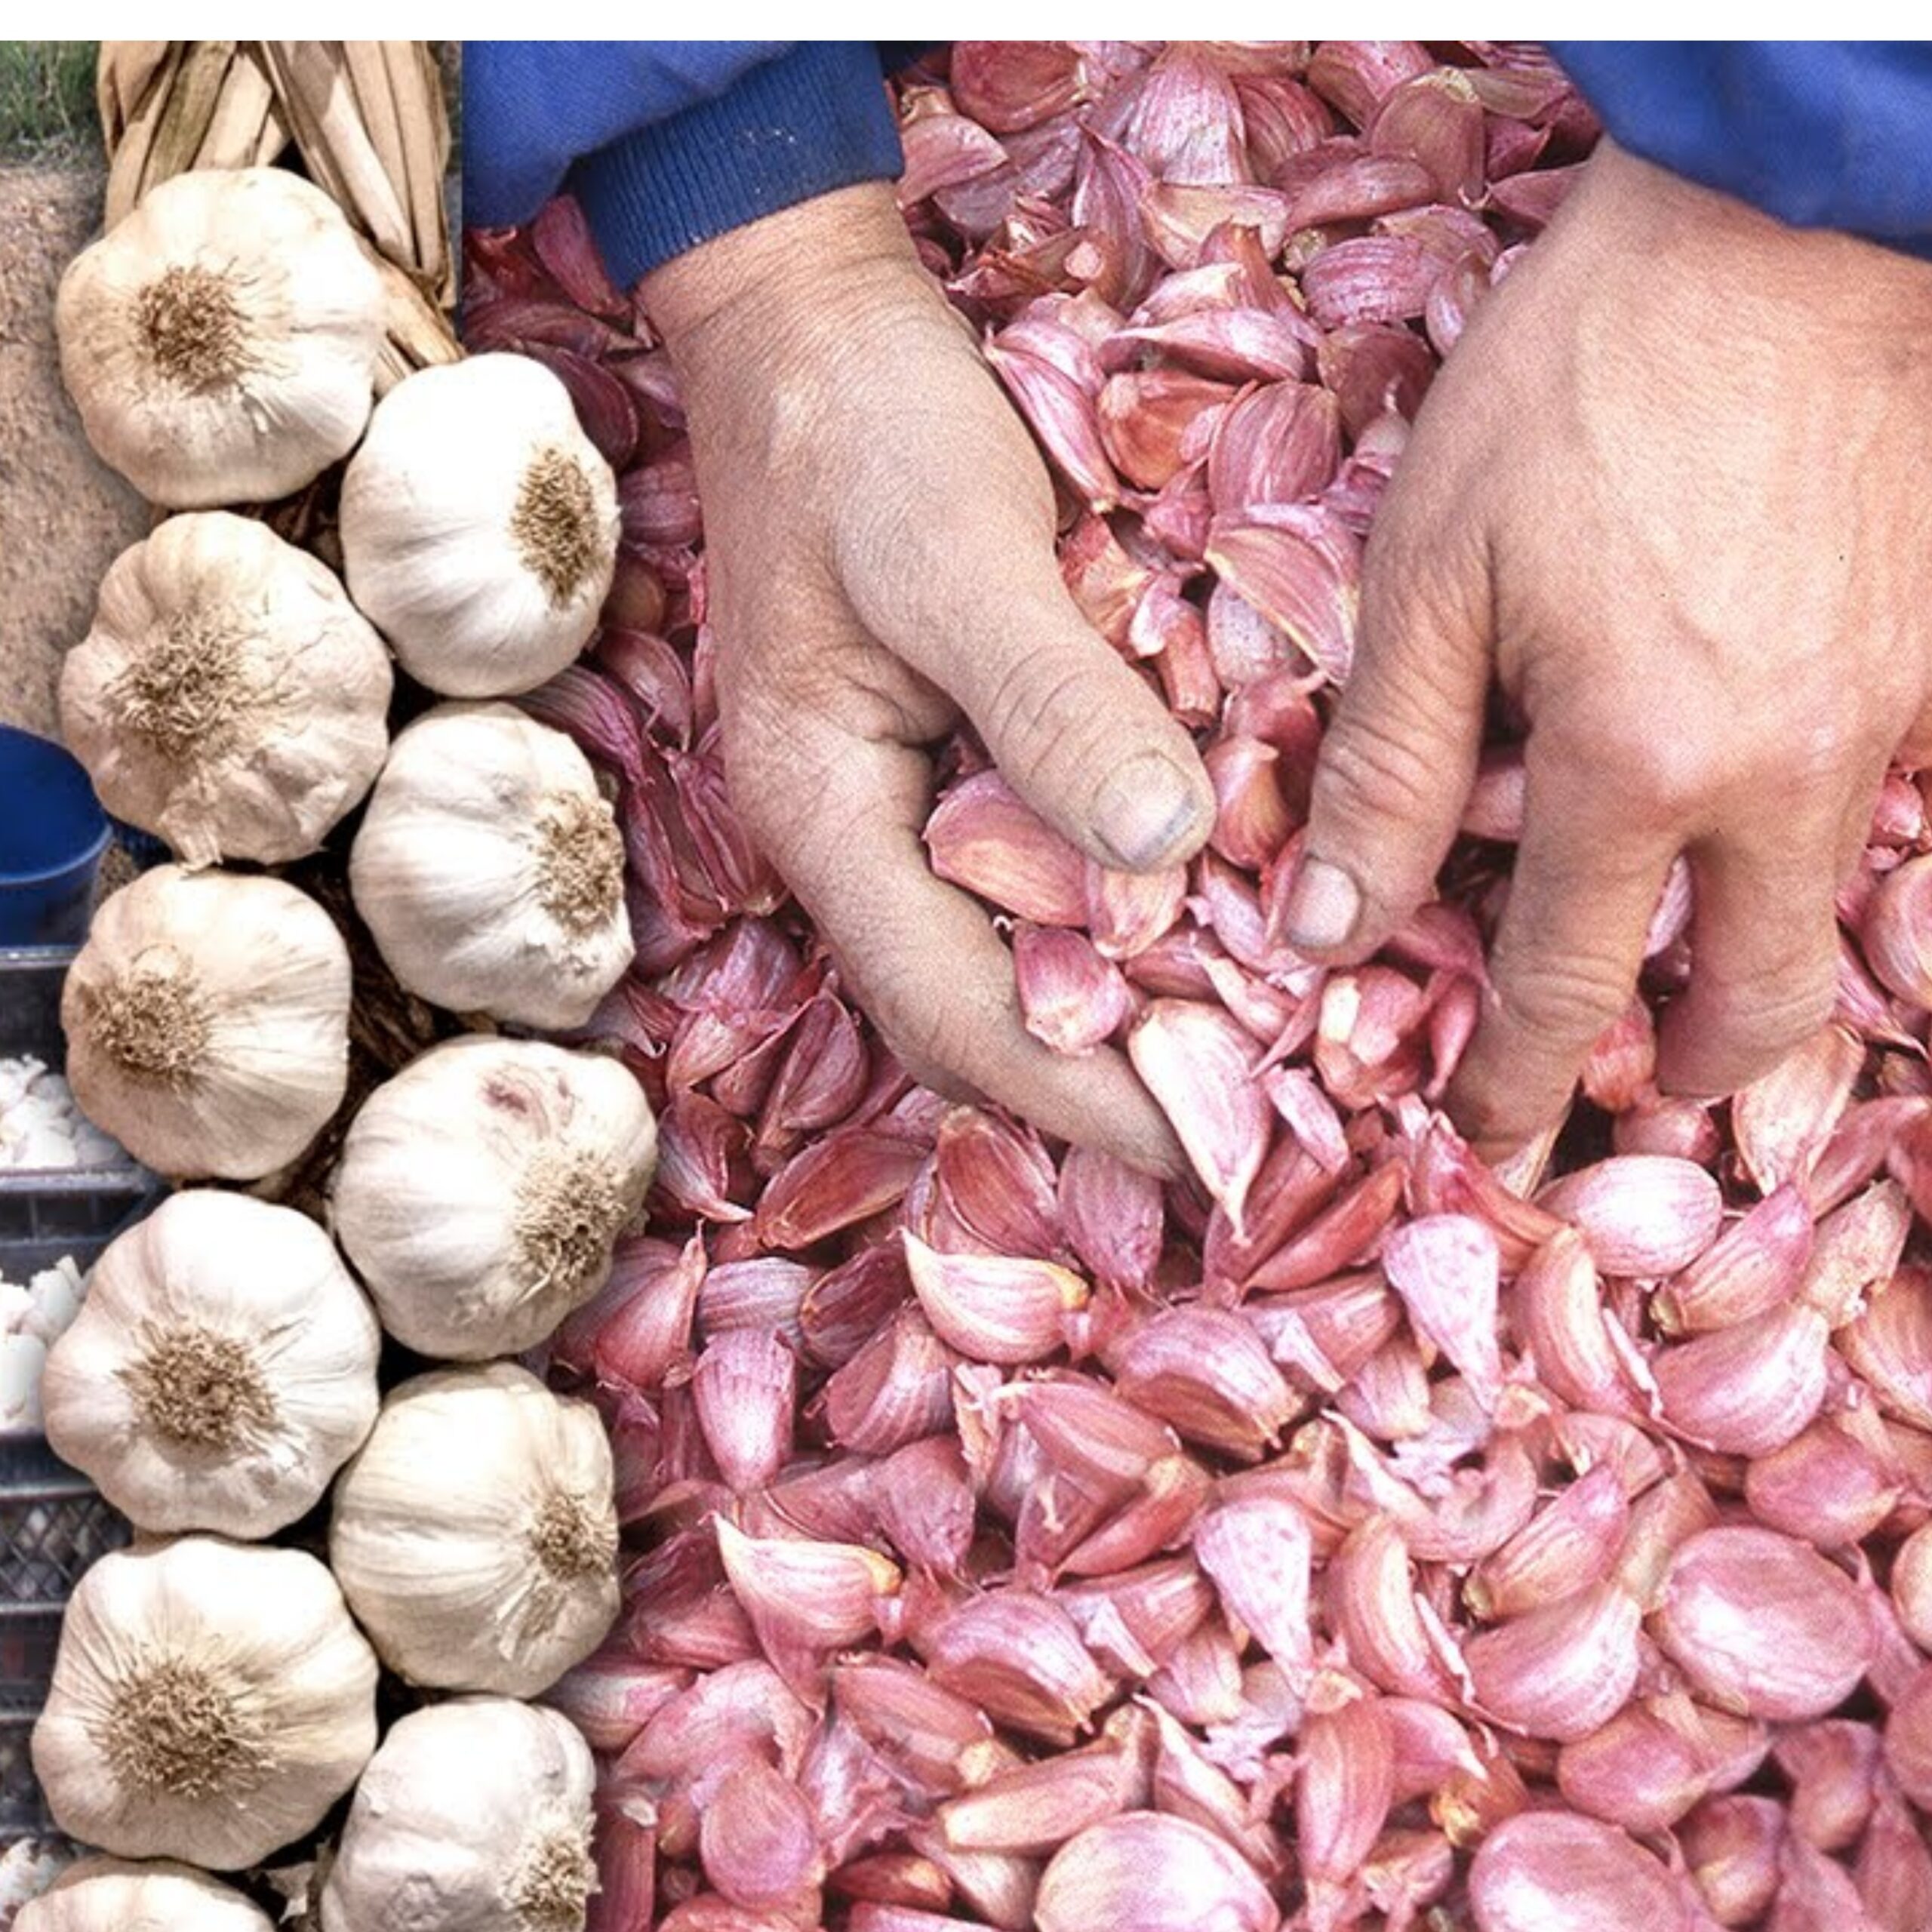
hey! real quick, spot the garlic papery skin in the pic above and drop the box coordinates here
[60,513,392,867]
[340,354,619,696]
[30,1537,377,1869]
[41,1191,380,1538]
[17,1857,274,1932]
[348,703,632,1029]
[328,1363,620,1697]
[56,167,384,508]
[329,1037,656,1359]
[320,1698,597,1932]
[60,866,351,1180]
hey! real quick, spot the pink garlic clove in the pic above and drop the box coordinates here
[1654,1525,1875,1722]
[1555,1693,1768,1837]
[1462,1580,1644,1743]
[1892,1520,1932,1650]
[1537,1154,1723,1278]
[692,1327,798,1491]
[1860,850,1932,1009]
[1466,1463,1630,1622]
[1838,1263,1932,1432]
[904,1232,1089,1366]
[1014,924,1135,1056]
[1127,999,1272,1232]
[919,1591,1115,1749]
[1731,1023,1863,1195]
[1774,1719,1882,1853]
[1744,1406,1903,1552]
[924,771,1089,926]
[1857,1777,1932,1930]
[755,1128,928,1250]
[1884,1661,1932,1810]
[1035,1811,1277,1932]
[715,1521,902,1687]
[1193,1492,1314,1684]
[1654,1183,1814,1335]
[1106,1305,1299,1460]
[1204,511,1360,687]
[1466,1811,1704,1932]
[1678,1794,1786,1927]
[1381,1211,1504,1412]
[1651,1303,1831,1458]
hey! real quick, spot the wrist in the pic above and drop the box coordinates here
[641,183,934,378]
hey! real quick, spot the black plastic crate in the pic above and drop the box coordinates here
[0,1224,151,1843]
[0,1618,63,1838]
[0,946,155,1244]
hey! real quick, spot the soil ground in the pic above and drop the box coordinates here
[0,164,147,741]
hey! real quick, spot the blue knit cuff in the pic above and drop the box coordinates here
[567,42,904,288]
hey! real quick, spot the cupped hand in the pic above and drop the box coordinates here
[1286,140,1932,1155]
[644,184,1215,1174]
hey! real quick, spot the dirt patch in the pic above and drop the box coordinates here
[0,164,148,740]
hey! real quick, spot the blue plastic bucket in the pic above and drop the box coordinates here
[0,726,111,946]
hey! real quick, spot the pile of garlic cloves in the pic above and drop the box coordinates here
[27,102,656,1932]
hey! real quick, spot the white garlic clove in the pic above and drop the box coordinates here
[60,865,352,1181]
[340,353,619,697]
[320,1697,598,1932]
[330,1035,656,1360]
[22,1260,84,1349]
[16,1856,271,1932]
[0,1333,48,1432]
[347,703,633,1030]
[42,1192,380,1538]
[55,167,386,509]
[60,514,393,868]
[31,1537,378,1869]
[329,1362,620,1699]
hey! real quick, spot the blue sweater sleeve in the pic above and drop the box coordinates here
[1552,42,1932,257]
[463,42,903,287]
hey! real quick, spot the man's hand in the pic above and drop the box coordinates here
[645,184,1215,1174]
[1286,141,1932,1155]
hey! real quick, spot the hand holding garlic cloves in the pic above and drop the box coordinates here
[1286,140,1932,1153]
[642,182,1217,1176]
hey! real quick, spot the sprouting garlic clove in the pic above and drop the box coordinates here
[340,353,620,697]
[320,1698,598,1932]
[329,1035,656,1361]
[17,1857,275,1932]
[329,1363,620,1698]
[60,513,392,869]
[348,703,633,1029]
[42,1190,380,1539]
[29,1537,377,1869]
[60,865,351,1182]
[56,167,385,507]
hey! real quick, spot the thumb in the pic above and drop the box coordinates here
[1284,522,1491,958]
[838,429,1215,874]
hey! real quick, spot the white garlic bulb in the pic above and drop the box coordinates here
[348,703,632,1029]
[42,1191,380,1539]
[60,513,392,867]
[330,1035,656,1359]
[60,866,351,1180]
[321,1698,598,1932]
[32,1536,378,1869]
[57,167,386,508]
[340,354,619,695]
[17,1857,273,1932]
[329,1364,620,1697]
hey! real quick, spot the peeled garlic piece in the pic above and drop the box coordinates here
[329,1363,619,1697]
[60,866,351,1180]
[42,1192,380,1538]
[340,354,619,696]
[17,1857,272,1932]
[60,514,392,867]
[321,1698,597,1932]
[330,1036,655,1358]
[56,167,385,507]
[31,1537,377,1869]
[348,703,632,1029]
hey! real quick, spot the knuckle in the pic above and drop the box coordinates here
[1491,952,1632,1054]
[977,655,1115,784]
[1706,971,1836,1064]
[1313,717,1446,839]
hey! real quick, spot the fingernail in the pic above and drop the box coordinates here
[1094,754,1204,869]
[1284,857,1361,951]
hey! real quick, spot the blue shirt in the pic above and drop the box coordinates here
[463,42,1932,287]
